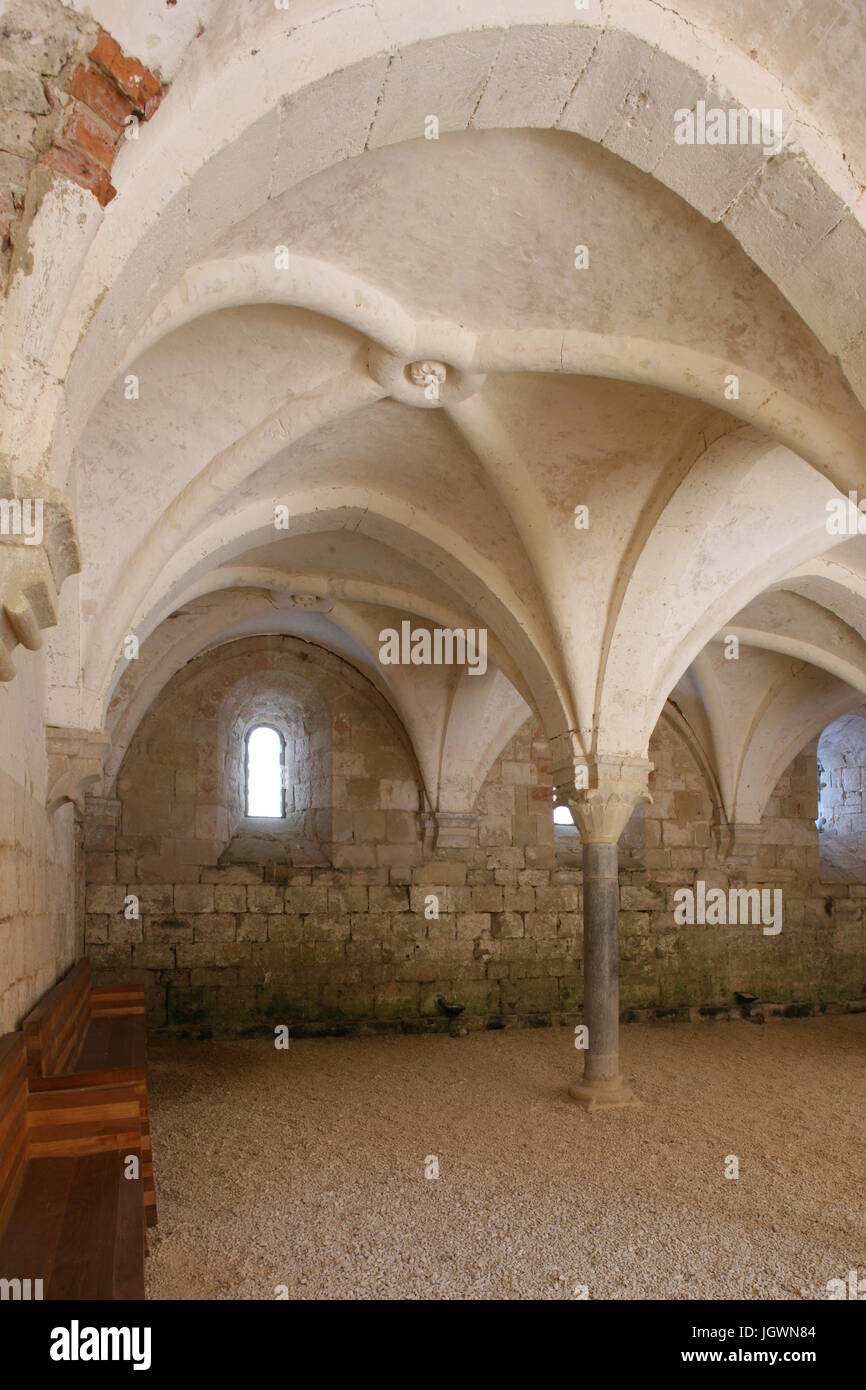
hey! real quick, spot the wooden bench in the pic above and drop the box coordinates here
[21,960,157,1227]
[0,1032,146,1299]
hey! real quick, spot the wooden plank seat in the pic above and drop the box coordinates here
[21,961,157,1227]
[0,1033,145,1300]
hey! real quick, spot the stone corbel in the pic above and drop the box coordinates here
[711,820,763,864]
[46,727,110,815]
[84,796,122,821]
[419,810,479,851]
[0,464,80,682]
[419,810,436,855]
[553,752,654,844]
[433,811,479,850]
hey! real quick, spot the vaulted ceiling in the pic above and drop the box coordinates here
[3,0,865,829]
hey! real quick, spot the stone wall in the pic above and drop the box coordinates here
[83,638,866,1036]
[622,727,863,1010]
[817,718,866,838]
[0,648,79,1030]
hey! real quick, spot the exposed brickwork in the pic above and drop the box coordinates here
[40,140,113,206]
[63,104,117,171]
[68,64,133,137]
[0,2,163,286]
[88,31,162,119]
[83,639,866,1037]
[51,31,162,208]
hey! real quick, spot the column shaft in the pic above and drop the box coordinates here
[581,840,620,1083]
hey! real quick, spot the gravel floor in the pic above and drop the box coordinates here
[144,1016,866,1300]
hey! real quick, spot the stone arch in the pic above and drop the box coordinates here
[88,492,573,755]
[6,3,862,505]
[113,634,428,867]
[598,432,842,756]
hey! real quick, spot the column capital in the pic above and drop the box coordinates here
[553,754,653,845]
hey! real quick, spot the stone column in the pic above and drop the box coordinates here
[559,754,652,1111]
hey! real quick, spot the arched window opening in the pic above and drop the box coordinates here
[816,712,866,882]
[552,792,575,828]
[245,725,285,818]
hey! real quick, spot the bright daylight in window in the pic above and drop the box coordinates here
[246,726,283,817]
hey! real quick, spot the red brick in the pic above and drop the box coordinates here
[89,30,123,71]
[69,65,133,134]
[65,104,118,170]
[89,31,162,118]
[41,144,116,207]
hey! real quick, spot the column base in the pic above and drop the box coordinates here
[568,1074,640,1111]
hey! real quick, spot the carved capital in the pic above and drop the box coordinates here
[0,465,80,682]
[46,726,110,814]
[554,754,653,845]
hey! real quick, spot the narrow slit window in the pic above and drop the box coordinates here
[246,725,285,818]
